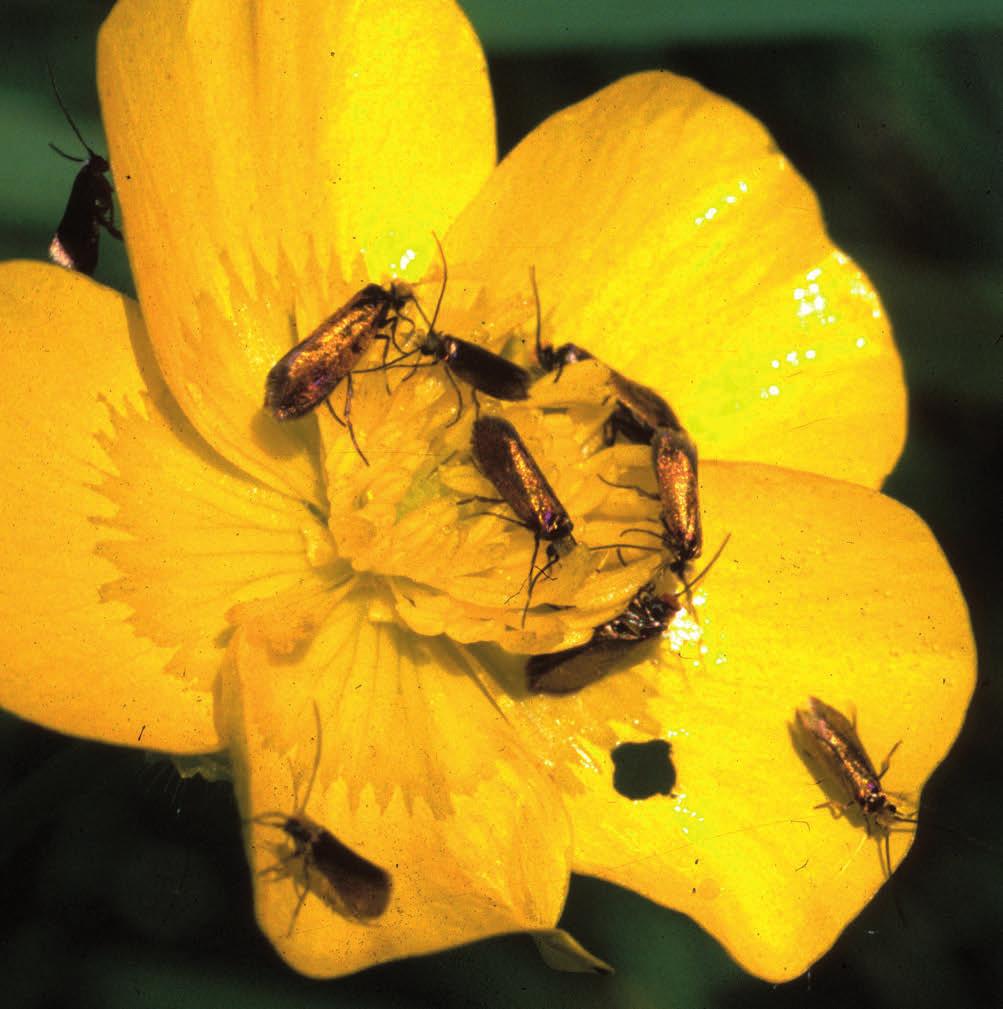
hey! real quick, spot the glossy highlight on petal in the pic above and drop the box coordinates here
[481,461,974,981]
[1,1,976,988]
[446,72,906,488]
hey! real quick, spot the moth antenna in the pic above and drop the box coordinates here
[619,526,664,540]
[286,878,311,937]
[530,266,543,359]
[671,533,732,597]
[47,61,98,159]
[297,701,324,815]
[48,142,84,164]
[410,290,433,330]
[837,831,869,877]
[423,233,448,334]
[891,814,920,825]
[353,352,425,374]
[597,473,654,496]
[878,739,903,779]
[587,541,662,553]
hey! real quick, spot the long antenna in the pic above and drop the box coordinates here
[587,541,661,553]
[672,533,732,598]
[297,701,324,814]
[47,61,97,159]
[48,142,85,164]
[530,266,543,358]
[426,233,448,333]
[586,533,732,595]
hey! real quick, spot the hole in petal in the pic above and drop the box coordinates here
[611,739,676,799]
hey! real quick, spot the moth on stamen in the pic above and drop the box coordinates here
[526,581,679,694]
[591,425,703,583]
[602,371,683,446]
[469,415,575,627]
[650,426,702,571]
[394,239,531,424]
[264,281,413,464]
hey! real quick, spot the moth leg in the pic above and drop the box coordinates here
[814,798,855,820]
[598,473,659,500]
[285,865,311,938]
[443,366,464,428]
[342,373,370,467]
[878,740,903,779]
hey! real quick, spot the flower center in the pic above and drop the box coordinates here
[314,310,672,655]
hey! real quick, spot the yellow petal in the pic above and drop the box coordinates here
[0,261,331,752]
[445,71,905,488]
[0,264,196,749]
[97,0,495,500]
[94,369,338,715]
[480,461,973,981]
[226,584,571,978]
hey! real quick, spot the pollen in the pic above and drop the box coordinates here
[317,334,676,654]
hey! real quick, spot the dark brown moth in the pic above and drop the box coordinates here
[795,696,914,877]
[470,415,575,625]
[251,703,392,933]
[527,582,679,694]
[46,69,122,276]
[602,370,683,446]
[415,329,532,417]
[529,267,592,380]
[264,281,412,463]
[399,242,530,422]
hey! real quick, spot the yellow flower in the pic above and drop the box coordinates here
[0,0,974,983]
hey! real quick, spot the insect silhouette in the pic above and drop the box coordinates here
[264,281,414,464]
[529,267,592,380]
[469,415,576,626]
[46,67,122,276]
[795,696,917,878]
[250,703,392,934]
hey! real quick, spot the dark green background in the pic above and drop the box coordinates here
[2,2,1001,1007]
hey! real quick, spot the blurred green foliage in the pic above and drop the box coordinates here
[1,2,1001,1008]
[463,0,1003,48]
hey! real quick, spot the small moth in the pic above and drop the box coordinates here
[469,415,576,626]
[796,696,914,877]
[46,68,122,276]
[396,241,531,422]
[592,425,703,579]
[414,329,531,418]
[602,370,683,446]
[250,703,392,933]
[650,426,702,571]
[264,281,413,464]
